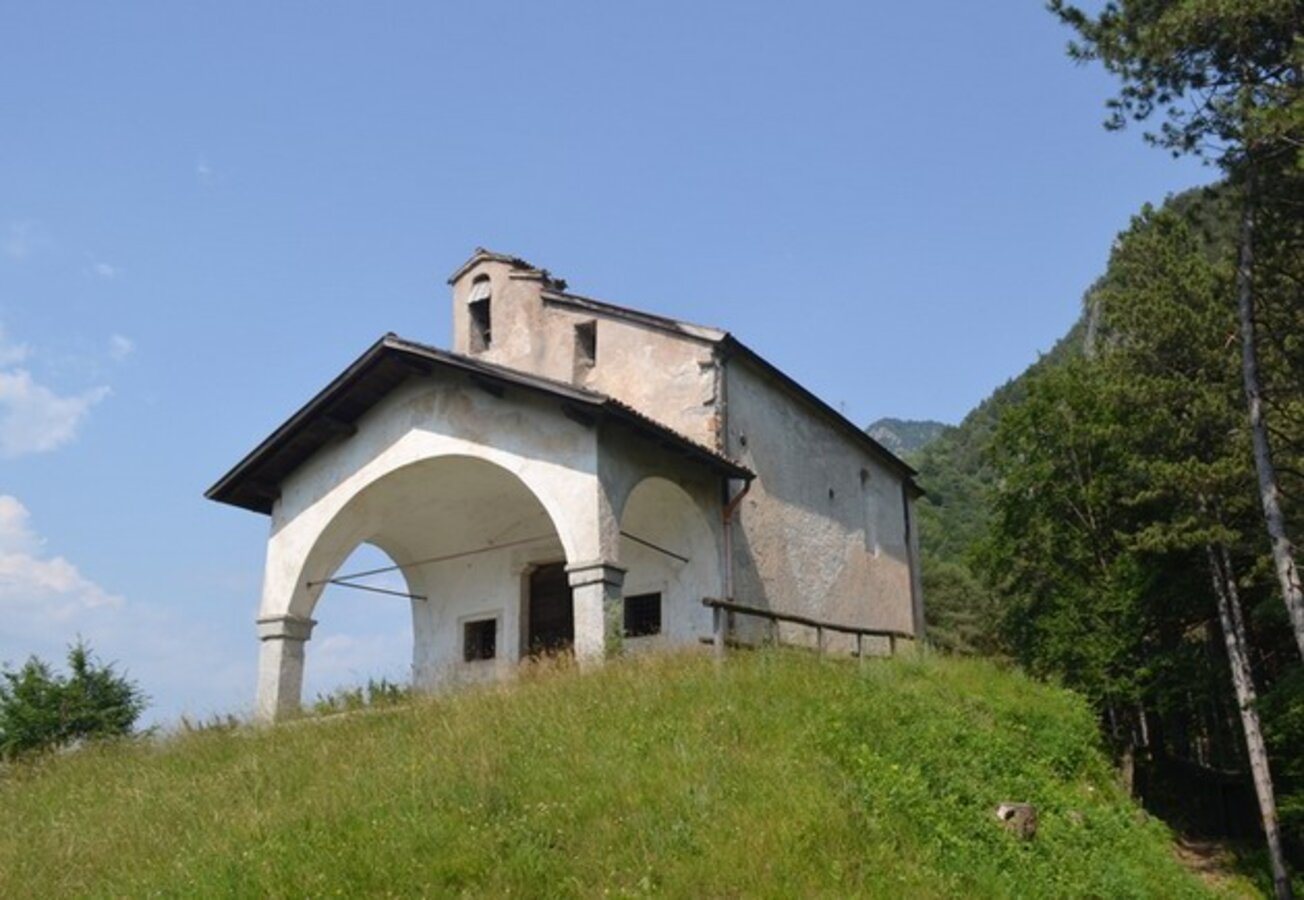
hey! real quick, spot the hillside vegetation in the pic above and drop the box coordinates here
[0,651,1216,897]
[905,185,1303,879]
[865,417,951,457]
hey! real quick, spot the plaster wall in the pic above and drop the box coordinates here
[450,259,721,448]
[257,363,731,711]
[618,477,723,650]
[722,357,919,650]
[261,373,612,627]
[598,423,727,648]
[410,539,566,689]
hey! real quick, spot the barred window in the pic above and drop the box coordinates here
[623,593,662,638]
[463,618,497,662]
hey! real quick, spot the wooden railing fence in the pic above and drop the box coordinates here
[701,597,915,660]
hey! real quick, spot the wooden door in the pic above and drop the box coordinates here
[527,563,573,655]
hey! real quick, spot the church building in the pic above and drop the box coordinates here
[207,249,924,720]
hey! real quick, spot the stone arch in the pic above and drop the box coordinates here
[258,452,581,720]
[284,453,575,622]
[617,476,723,647]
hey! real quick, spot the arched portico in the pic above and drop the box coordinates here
[206,339,749,722]
[617,476,724,649]
[255,447,626,721]
[250,366,632,720]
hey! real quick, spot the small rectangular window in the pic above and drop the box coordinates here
[574,320,596,370]
[623,593,662,638]
[469,299,492,352]
[463,618,497,661]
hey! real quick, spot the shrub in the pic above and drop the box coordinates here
[0,641,147,759]
[311,677,410,715]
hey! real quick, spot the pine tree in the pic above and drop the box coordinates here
[1050,0,1304,664]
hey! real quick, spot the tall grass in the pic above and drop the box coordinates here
[0,651,1217,897]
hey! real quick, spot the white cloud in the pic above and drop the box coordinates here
[0,368,110,458]
[0,498,243,727]
[0,495,41,554]
[0,325,29,366]
[93,261,122,280]
[0,554,123,616]
[0,494,124,633]
[108,334,135,362]
[196,157,214,184]
[302,630,410,702]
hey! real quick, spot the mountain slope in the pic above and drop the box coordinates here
[865,417,951,456]
[904,312,1094,655]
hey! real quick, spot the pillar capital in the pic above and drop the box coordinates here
[565,560,626,589]
[257,614,317,642]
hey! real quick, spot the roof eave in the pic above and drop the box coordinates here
[446,247,543,285]
[204,334,398,511]
[718,335,920,485]
[206,336,751,515]
[540,289,727,344]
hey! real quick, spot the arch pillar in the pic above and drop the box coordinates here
[566,560,626,665]
[256,614,317,722]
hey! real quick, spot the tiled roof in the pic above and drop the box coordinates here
[206,334,753,515]
[541,287,917,482]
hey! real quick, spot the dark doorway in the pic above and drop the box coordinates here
[528,562,574,655]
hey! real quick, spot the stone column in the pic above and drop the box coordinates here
[256,614,316,722]
[566,560,626,667]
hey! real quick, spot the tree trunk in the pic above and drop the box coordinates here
[1206,543,1293,899]
[1236,190,1304,659]
[1120,743,1136,797]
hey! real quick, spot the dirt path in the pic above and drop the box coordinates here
[1173,836,1262,897]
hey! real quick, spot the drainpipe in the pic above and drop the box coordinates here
[715,346,745,601]
[722,478,752,602]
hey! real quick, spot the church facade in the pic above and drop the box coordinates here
[208,249,923,720]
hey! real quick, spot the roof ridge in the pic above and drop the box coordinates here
[539,287,728,343]
[381,334,610,402]
[446,247,552,285]
[208,334,752,514]
[385,336,748,472]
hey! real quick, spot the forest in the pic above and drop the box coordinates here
[889,2,1303,894]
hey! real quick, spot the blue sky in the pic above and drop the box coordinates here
[0,2,1211,726]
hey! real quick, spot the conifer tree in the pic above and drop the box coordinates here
[984,202,1295,895]
[1050,0,1304,661]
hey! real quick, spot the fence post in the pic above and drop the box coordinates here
[712,603,725,660]
[816,626,825,657]
[889,634,897,656]
[856,633,864,667]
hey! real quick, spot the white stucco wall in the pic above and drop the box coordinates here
[410,539,567,688]
[722,356,920,649]
[447,253,921,651]
[253,360,731,717]
[248,250,924,719]
[261,376,611,626]
[618,477,722,650]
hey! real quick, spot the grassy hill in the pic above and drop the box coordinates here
[0,651,1223,897]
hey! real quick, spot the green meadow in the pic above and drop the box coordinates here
[0,651,1226,897]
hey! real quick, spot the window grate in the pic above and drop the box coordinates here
[463,618,497,662]
[623,593,662,638]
